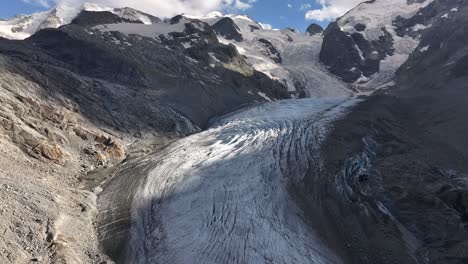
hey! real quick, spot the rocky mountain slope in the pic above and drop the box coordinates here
[315,0,468,263]
[320,0,437,88]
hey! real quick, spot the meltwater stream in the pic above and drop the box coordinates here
[120,98,358,264]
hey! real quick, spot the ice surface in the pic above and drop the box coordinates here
[127,98,359,264]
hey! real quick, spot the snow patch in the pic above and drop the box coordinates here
[354,44,365,60]
[419,45,430,52]
[257,92,272,102]
[412,24,431,31]
[182,42,192,49]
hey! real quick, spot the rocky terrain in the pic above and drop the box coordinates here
[0,0,467,263]
[311,0,468,263]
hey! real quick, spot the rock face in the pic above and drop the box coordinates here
[320,22,367,83]
[211,17,243,42]
[315,1,468,263]
[306,23,323,36]
[257,38,282,63]
[320,0,436,85]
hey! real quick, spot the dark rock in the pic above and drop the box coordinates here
[452,54,468,77]
[169,15,183,25]
[71,11,131,27]
[306,23,323,36]
[319,22,362,82]
[320,20,396,82]
[354,23,366,32]
[258,38,282,64]
[71,9,160,27]
[211,17,243,42]
[249,25,260,32]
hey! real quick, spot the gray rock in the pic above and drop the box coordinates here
[319,22,363,82]
[306,23,323,36]
[317,1,468,263]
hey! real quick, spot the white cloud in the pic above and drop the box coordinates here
[300,3,312,11]
[258,22,272,30]
[26,0,257,17]
[287,3,292,8]
[305,0,364,21]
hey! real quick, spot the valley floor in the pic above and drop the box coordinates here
[0,137,106,263]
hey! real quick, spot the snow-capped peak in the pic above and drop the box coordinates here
[319,0,437,87]
[338,0,434,41]
[0,1,153,40]
[205,11,224,18]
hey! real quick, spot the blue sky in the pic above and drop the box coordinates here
[0,1,48,19]
[0,0,331,32]
[232,0,331,31]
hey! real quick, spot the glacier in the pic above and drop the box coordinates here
[122,98,359,264]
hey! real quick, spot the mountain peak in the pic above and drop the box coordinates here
[205,11,224,18]
[306,23,323,36]
[0,2,160,39]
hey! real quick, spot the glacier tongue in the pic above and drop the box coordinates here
[126,98,359,264]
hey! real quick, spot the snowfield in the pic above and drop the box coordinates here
[126,98,359,264]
